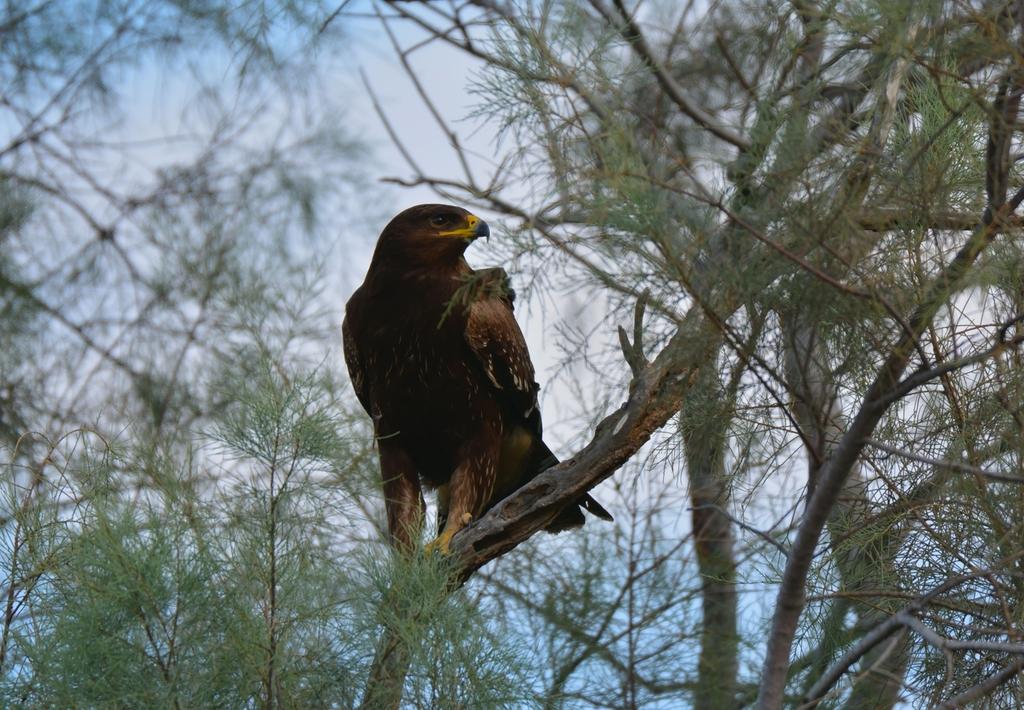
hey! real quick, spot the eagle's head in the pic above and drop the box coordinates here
[373,204,490,265]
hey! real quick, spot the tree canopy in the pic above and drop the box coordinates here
[3,1,1024,708]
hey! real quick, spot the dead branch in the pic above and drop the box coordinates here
[617,289,650,380]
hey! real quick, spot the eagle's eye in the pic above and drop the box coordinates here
[429,214,449,227]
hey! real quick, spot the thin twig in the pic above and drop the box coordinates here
[866,439,1024,484]
[609,0,750,149]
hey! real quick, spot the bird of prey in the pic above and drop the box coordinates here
[343,204,612,553]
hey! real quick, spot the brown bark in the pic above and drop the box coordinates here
[682,370,738,710]
[359,614,411,710]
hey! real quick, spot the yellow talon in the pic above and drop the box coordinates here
[424,513,473,556]
[424,528,456,555]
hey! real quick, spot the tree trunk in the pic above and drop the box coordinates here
[359,585,414,710]
[682,367,739,710]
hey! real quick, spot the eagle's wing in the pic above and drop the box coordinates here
[342,310,371,414]
[464,288,614,525]
[464,294,540,425]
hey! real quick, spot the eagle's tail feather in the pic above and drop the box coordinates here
[546,503,585,532]
[535,442,614,532]
[580,493,614,521]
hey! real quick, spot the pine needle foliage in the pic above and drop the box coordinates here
[0,358,372,708]
[6,0,1024,707]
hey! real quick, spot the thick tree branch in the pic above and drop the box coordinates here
[683,367,740,710]
[358,605,412,710]
[855,207,1024,231]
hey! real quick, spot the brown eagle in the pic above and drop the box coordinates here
[343,204,612,553]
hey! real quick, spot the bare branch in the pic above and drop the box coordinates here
[617,290,650,379]
[375,6,476,186]
[608,0,751,149]
[803,555,1024,707]
[936,657,1024,709]
[877,319,1024,409]
[359,70,425,178]
[866,439,1024,484]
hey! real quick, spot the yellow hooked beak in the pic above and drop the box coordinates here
[438,214,490,240]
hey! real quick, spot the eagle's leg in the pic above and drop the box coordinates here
[425,446,497,555]
[378,443,425,553]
